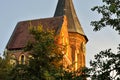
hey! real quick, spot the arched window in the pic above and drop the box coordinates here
[21,55,25,64]
[71,45,75,64]
[77,53,82,68]
[82,54,85,67]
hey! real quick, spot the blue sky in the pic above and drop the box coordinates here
[0,0,120,66]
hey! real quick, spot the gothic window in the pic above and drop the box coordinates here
[71,45,75,64]
[77,53,81,68]
[83,55,85,67]
[81,42,86,52]
[21,55,25,64]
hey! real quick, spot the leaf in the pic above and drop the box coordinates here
[109,3,116,13]
[91,6,98,11]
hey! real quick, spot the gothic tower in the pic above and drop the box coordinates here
[54,0,88,70]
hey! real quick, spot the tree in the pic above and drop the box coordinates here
[0,55,12,80]
[91,0,120,34]
[89,47,120,80]
[88,0,120,80]
[7,64,29,80]
[26,25,65,80]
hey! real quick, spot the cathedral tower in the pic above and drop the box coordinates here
[54,0,88,70]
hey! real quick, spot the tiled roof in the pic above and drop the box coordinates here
[7,16,64,50]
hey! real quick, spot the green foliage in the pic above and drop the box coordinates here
[90,0,120,79]
[7,64,29,80]
[91,0,120,34]
[25,25,65,80]
[0,56,12,80]
[88,45,120,80]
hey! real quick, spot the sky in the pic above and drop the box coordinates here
[0,0,120,66]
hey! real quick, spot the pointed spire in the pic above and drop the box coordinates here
[54,0,86,36]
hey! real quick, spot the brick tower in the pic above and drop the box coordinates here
[54,0,88,70]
